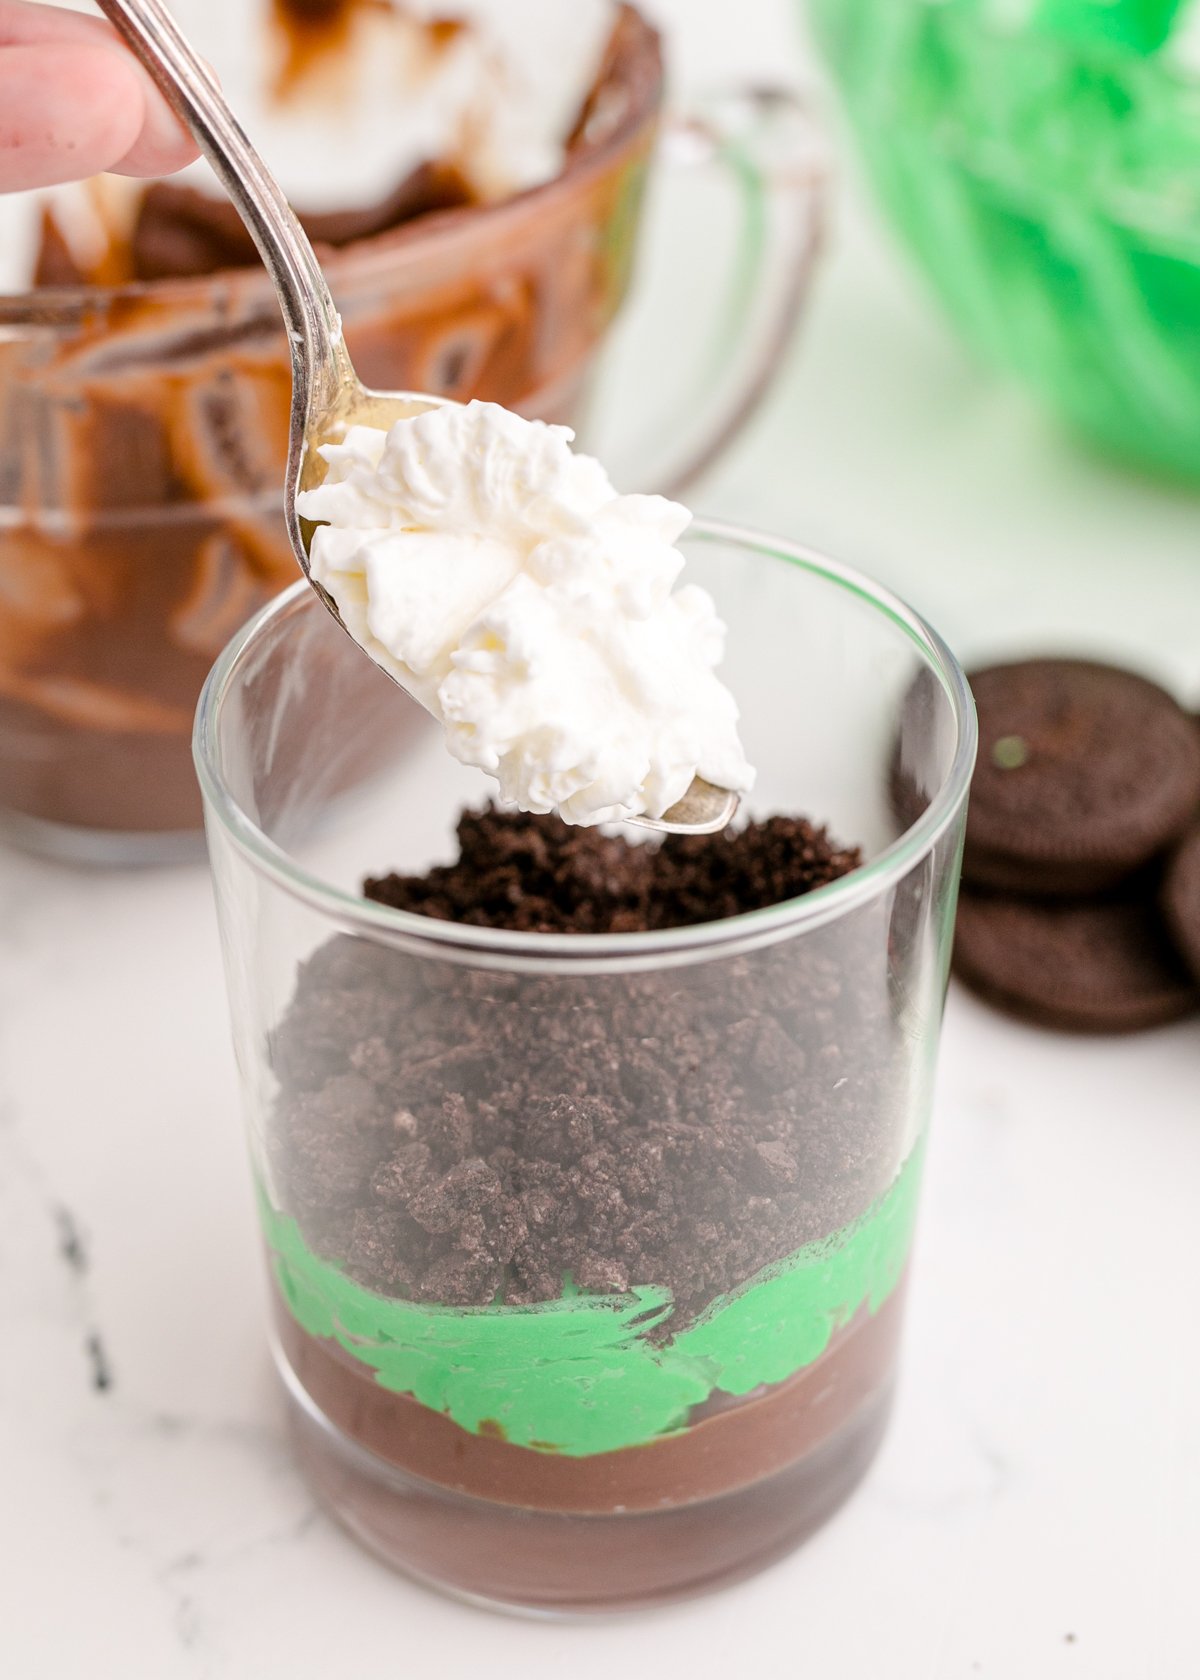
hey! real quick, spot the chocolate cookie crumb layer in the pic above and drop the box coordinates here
[364,805,860,933]
[267,807,896,1323]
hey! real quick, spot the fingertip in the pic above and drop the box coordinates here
[110,117,200,180]
[106,52,200,179]
[0,42,145,190]
[77,46,151,164]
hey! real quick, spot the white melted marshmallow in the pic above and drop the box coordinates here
[296,401,755,826]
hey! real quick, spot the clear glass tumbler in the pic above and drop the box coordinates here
[195,524,976,1614]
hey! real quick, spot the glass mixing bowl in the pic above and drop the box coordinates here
[0,2,823,864]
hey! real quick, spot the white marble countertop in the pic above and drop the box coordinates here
[2,3,1199,1676]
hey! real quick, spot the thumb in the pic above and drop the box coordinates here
[0,38,197,193]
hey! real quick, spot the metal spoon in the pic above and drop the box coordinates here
[98,0,740,836]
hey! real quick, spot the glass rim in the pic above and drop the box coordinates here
[193,519,978,964]
[0,4,660,319]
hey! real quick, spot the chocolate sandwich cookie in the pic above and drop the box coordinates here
[952,887,1200,1034]
[1163,825,1200,983]
[964,659,1200,896]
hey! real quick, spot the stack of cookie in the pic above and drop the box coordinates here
[952,659,1200,1033]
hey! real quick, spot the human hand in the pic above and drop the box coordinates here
[1,0,198,192]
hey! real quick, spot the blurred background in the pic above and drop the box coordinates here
[0,3,1197,1674]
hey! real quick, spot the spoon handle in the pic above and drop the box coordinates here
[96,0,352,409]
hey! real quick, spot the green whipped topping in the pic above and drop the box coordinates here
[264,1143,923,1457]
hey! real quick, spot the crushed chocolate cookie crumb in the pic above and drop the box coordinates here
[268,808,905,1321]
[364,806,860,933]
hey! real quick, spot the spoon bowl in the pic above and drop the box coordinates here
[294,382,446,624]
[98,0,740,836]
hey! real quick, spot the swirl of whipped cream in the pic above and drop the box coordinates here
[296,400,754,826]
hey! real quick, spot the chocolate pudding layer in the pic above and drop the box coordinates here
[260,810,928,1602]
[273,1274,907,1514]
[280,1308,898,1613]
[287,1369,895,1613]
[0,8,661,849]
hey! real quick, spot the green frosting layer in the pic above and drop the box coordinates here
[264,1144,923,1457]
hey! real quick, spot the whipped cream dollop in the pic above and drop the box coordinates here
[296,401,755,826]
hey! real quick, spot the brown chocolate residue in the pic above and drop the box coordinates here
[565,3,654,154]
[429,17,467,50]
[268,0,465,103]
[128,169,474,284]
[269,0,391,101]
[34,168,477,289]
[278,0,351,19]
[34,208,91,289]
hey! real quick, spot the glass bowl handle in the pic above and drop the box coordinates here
[587,83,829,496]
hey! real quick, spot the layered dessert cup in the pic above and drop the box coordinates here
[196,524,975,1613]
